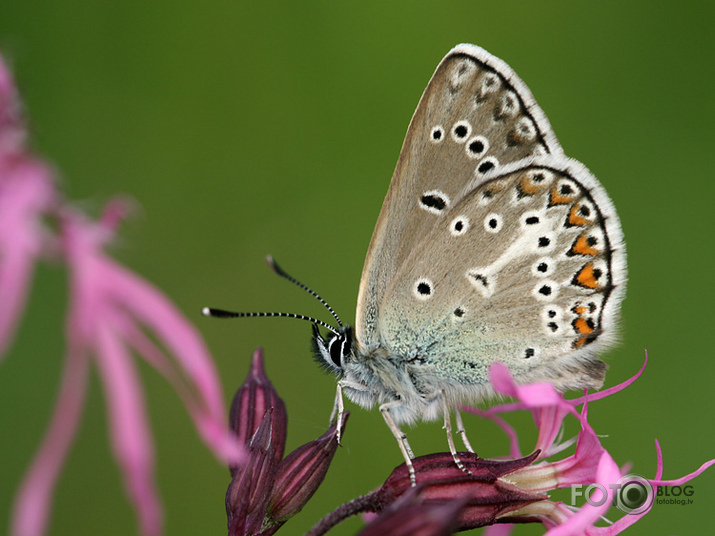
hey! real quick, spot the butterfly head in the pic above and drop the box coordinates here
[312,323,353,375]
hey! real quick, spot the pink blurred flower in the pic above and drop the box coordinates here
[0,53,243,536]
[0,56,56,358]
[10,203,243,536]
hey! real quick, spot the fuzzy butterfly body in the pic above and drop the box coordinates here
[313,44,626,430]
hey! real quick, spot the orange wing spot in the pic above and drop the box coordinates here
[549,185,577,205]
[518,176,540,196]
[572,305,588,315]
[573,316,595,335]
[573,336,589,349]
[574,262,602,289]
[568,204,591,226]
[570,235,600,256]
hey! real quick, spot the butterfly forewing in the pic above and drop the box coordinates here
[375,158,626,393]
[357,44,564,347]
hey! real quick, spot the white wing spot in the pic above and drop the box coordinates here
[534,232,557,253]
[465,135,489,159]
[450,60,476,90]
[479,72,500,97]
[413,278,434,301]
[476,156,499,176]
[484,213,503,233]
[531,257,555,277]
[430,125,445,144]
[451,120,472,143]
[467,269,495,297]
[520,210,544,229]
[449,215,470,236]
[419,189,450,214]
[542,305,563,336]
[532,280,560,301]
[496,91,519,119]
[514,116,537,142]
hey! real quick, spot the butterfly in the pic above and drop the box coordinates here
[205,44,626,481]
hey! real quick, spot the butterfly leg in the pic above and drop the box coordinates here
[438,390,472,475]
[332,379,369,445]
[379,400,417,485]
[454,409,475,453]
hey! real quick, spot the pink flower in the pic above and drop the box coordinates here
[475,358,715,535]
[10,203,243,536]
[0,56,56,358]
[306,357,714,536]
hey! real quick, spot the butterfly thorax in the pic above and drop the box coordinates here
[314,324,488,425]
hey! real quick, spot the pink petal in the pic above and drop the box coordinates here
[99,259,241,462]
[569,354,648,406]
[545,452,621,536]
[483,524,515,536]
[11,344,90,536]
[0,162,55,357]
[95,323,162,536]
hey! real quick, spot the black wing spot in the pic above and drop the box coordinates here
[420,193,447,211]
[538,237,551,248]
[539,285,552,296]
[417,282,432,295]
[526,216,540,225]
[468,139,485,154]
[524,348,535,359]
[478,160,495,174]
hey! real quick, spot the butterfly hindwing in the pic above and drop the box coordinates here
[375,157,626,393]
[357,44,564,348]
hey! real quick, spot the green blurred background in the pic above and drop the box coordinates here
[1,1,713,535]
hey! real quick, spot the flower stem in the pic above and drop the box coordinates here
[306,492,380,536]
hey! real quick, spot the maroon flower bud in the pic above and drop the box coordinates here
[375,451,546,530]
[307,451,546,536]
[357,486,467,536]
[226,409,277,536]
[229,348,287,475]
[266,414,349,527]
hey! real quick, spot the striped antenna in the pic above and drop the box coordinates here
[201,307,340,337]
[266,255,343,327]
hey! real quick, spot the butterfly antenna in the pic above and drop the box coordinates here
[266,255,344,327]
[201,308,341,337]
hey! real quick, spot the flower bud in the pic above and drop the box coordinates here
[229,348,287,475]
[226,408,277,536]
[266,414,349,526]
[374,451,546,531]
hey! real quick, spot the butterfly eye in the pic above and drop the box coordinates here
[327,337,343,367]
